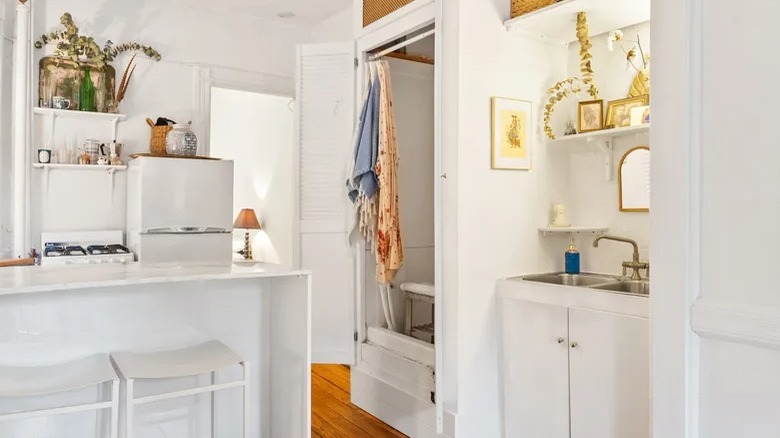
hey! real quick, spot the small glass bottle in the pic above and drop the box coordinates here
[565,237,581,275]
[79,67,96,112]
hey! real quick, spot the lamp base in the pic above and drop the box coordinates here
[238,230,253,261]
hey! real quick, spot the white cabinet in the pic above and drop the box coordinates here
[500,300,570,438]
[568,308,650,438]
[500,300,650,438]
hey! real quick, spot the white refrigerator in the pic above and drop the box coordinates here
[127,157,234,264]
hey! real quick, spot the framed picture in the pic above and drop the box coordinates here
[491,97,532,170]
[606,95,650,128]
[578,99,604,133]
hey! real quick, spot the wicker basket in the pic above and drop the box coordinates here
[147,118,173,156]
[510,0,560,19]
[363,0,414,27]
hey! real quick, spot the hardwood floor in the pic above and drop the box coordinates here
[312,364,408,438]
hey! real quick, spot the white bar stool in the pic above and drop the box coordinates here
[111,340,249,438]
[0,354,119,437]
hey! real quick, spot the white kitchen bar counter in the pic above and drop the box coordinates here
[0,262,312,438]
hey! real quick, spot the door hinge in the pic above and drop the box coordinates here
[354,331,358,342]
[354,58,359,68]
[430,391,436,404]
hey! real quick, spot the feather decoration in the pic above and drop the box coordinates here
[115,53,137,104]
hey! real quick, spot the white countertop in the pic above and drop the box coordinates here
[0,262,310,297]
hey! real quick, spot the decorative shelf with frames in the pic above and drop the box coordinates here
[550,124,650,180]
[504,0,651,45]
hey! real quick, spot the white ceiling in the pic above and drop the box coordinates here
[177,0,352,27]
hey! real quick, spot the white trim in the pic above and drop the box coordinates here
[692,300,780,350]
[354,0,435,39]
[650,0,701,436]
[351,365,456,438]
[194,65,294,157]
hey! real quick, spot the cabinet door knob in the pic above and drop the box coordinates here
[571,341,579,348]
[556,337,565,344]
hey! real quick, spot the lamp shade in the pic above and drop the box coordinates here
[233,209,262,230]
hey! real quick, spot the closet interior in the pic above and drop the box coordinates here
[352,25,438,413]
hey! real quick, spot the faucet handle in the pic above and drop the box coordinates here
[622,265,627,277]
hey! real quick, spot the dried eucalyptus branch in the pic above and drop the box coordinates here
[543,12,599,139]
[34,12,161,70]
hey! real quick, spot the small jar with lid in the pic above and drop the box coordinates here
[165,123,199,156]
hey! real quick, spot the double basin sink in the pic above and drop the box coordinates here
[520,272,650,296]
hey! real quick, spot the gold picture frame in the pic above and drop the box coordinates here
[578,99,604,133]
[618,146,651,212]
[491,97,532,170]
[605,95,650,128]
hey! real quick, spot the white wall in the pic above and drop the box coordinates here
[363,56,435,332]
[14,0,307,248]
[453,0,568,435]
[562,22,651,275]
[311,7,354,42]
[694,0,780,436]
[209,88,295,267]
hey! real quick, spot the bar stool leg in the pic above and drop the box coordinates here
[126,378,134,438]
[242,362,250,438]
[110,379,120,438]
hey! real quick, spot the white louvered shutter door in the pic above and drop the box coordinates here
[295,43,356,364]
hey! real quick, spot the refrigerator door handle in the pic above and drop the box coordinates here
[143,227,232,235]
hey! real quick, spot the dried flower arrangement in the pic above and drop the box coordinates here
[34,12,161,70]
[543,12,600,139]
[607,30,650,97]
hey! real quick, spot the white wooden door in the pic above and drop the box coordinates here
[568,308,650,438]
[295,43,356,364]
[499,299,570,438]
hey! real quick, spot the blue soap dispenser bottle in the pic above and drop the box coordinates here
[565,237,581,274]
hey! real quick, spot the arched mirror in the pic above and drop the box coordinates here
[619,146,650,212]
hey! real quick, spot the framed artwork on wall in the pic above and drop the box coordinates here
[491,97,533,170]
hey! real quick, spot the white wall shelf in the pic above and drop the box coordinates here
[539,226,608,236]
[504,0,651,45]
[33,163,126,202]
[550,124,650,180]
[34,107,127,142]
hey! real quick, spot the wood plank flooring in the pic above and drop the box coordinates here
[312,364,408,438]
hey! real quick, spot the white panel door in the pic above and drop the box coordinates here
[296,43,356,364]
[499,299,570,438]
[568,308,650,438]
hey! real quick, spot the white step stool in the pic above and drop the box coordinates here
[111,340,249,438]
[0,354,119,437]
[401,282,435,343]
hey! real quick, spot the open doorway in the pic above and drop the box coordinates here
[209,87,295,266]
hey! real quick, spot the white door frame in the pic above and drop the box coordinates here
[353,1,445,432]
[651,0,701,436]
[193,65,294,157]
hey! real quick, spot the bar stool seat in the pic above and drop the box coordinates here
[0,354,117,398]
[0,354,119,437]
[111,340,249,438]
[111,340,244,380]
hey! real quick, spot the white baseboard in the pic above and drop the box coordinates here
[352,365,456,437]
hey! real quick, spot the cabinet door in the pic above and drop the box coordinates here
[568,308,650,438]
[499,299,570,438]
[296,43,356,364]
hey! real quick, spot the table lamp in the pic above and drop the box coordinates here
[234,208,262,260]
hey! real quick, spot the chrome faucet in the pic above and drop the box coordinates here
[593,235,649,281]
